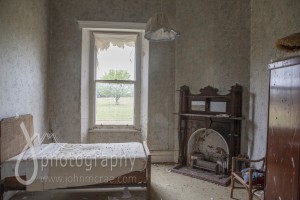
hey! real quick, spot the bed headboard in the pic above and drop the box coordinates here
[0,114,34,164]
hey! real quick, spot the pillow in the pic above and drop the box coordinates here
[241,168,264,185]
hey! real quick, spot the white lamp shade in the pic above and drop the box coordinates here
[144,13,180,42]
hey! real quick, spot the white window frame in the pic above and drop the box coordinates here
[91,31,142,129]
[79,21,148,131]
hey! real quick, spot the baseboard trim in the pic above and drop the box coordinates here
[150,151,176,163]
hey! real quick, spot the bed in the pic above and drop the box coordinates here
[0,114,151,200]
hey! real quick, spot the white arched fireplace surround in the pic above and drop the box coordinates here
[187,128,229,172]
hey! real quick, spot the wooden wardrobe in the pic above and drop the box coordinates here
[266,56,300,199]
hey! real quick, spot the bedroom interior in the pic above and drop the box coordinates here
[0,0,300,200]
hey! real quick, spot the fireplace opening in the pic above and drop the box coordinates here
[187,128,229,175]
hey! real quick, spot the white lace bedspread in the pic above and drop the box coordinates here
[1,142,147,191]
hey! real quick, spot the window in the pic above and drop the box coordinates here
[92,32,141,127]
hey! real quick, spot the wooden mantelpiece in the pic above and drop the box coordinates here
[177,84,243,172]
[176,113,244,121]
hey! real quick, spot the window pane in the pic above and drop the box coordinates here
[95,35,136,81]
[96,83,134,125]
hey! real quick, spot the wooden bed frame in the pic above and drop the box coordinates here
[0,114,151,200]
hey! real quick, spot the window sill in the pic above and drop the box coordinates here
[89,128,141,134]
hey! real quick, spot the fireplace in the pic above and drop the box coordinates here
[187,128,229,174]
[172,84,243,186]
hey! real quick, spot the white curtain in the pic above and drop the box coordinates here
[94,33,137,50]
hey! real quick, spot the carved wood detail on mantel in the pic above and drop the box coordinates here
[199,85,219,96]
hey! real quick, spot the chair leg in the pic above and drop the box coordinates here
[246,186,253,200]
[248,192,252,200]
[230,176,235,198]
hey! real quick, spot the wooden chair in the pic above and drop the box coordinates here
[230,156,265,200]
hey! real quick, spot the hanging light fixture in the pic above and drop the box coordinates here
[144,1,180,42]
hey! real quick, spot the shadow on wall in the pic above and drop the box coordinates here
[247,92,257,157]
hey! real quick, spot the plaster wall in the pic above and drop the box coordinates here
[0,0,49,139]
[175,0,251,155]
[48,0,300,160]
[0,1,49,199]
[48,0,176,151]
[249,0,300,159]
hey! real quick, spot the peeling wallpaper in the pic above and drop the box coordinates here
[249,0,300,159]
[48,0,176,151]
[0,0,49,136]
[175,0,251,154]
